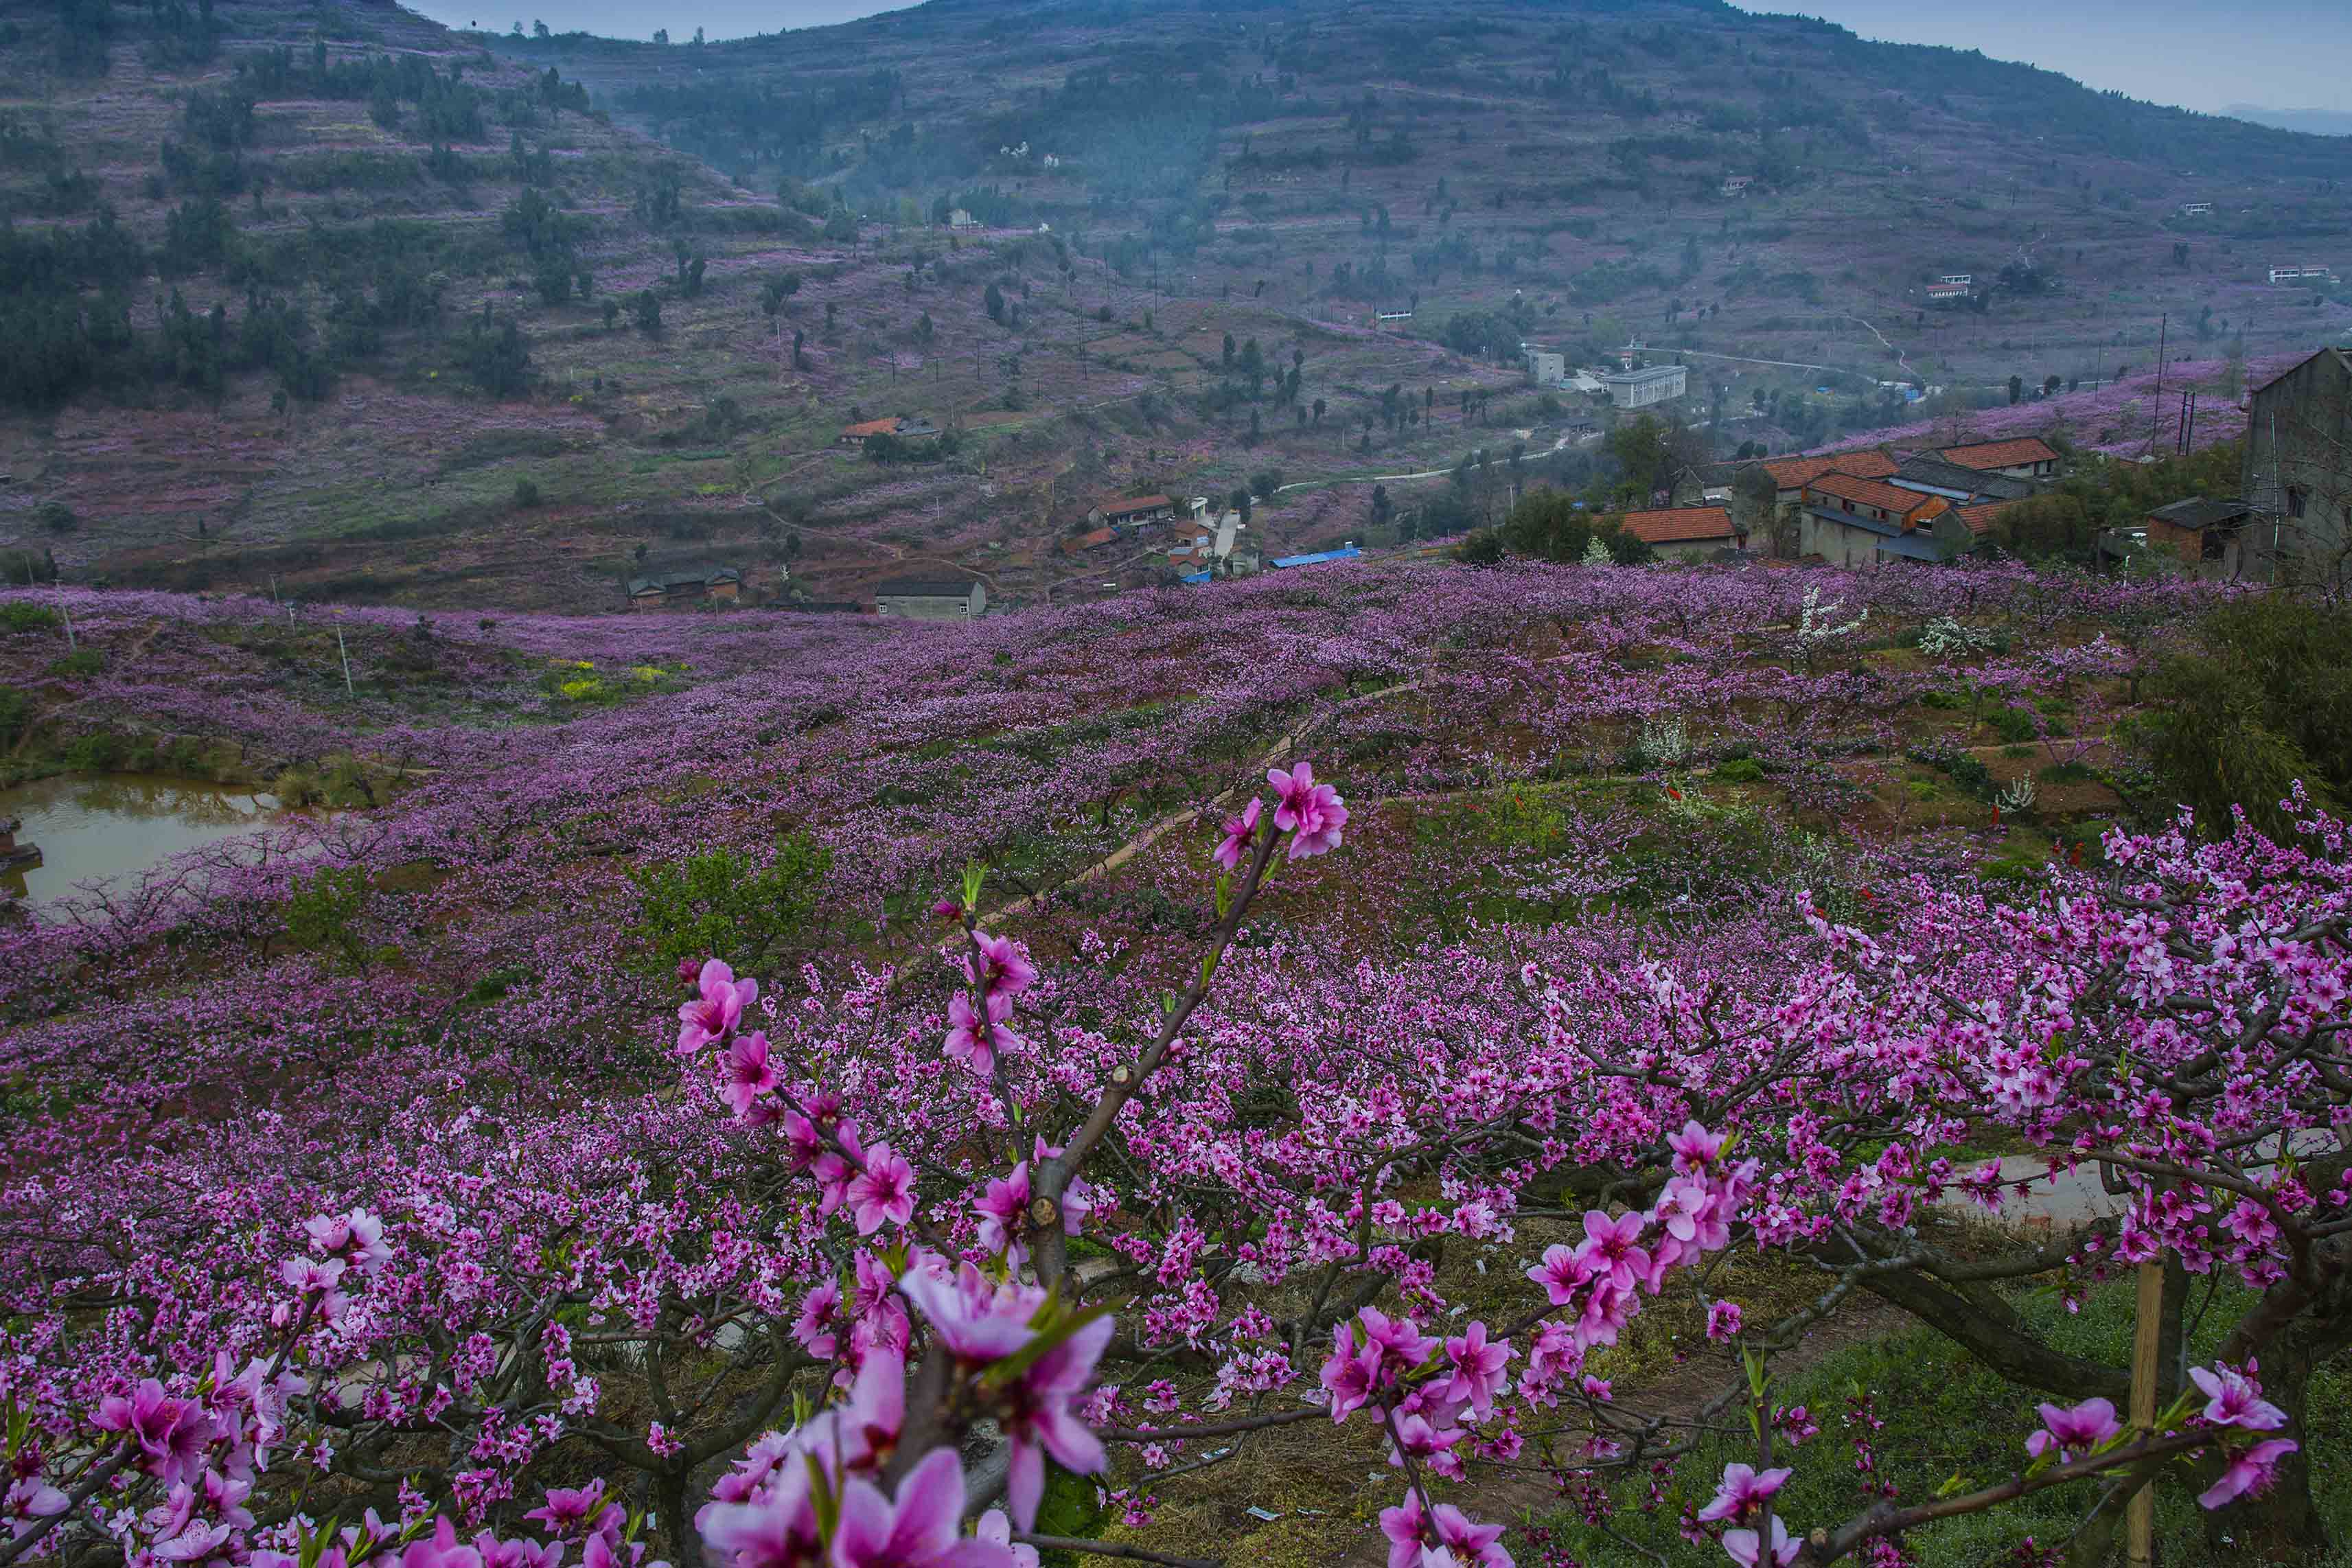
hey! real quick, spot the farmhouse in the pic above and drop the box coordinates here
[1524,349,1567,387]
[2242,345,2352,585]
[1087,494,1176,530]
[2268,265,2336,285]
[627,567,742,611]
[1798,474,1961,567]
[1720,175,1752,196]
[1889,454,2037,505]
[873,577,987,621]
[1059,527,1118,557]
[1169,512,1259,578]
[838,415,940,448]
[1619,505,1745,562]
[1600,364,1687,408]
[2180,202,2213,217]
[1937,437,2060,480]
[1757,450,1899,507]
[1924,281,1970,305]
[947,208,980,231]
[2144,497,2255,576]
[1268,544,1363,570]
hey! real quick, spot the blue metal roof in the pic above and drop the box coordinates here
[1269,546,1364,568]
[1873,532,1948,562]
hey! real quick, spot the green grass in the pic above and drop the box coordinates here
[1535,1275,2352,1567]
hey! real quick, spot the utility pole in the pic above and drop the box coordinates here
[336,623,354,697]
[2149,313,2167,454]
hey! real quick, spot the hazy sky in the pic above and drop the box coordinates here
[400,0,2352,115]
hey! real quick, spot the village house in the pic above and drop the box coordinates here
[1937,437,2061,481]
[1719,175,1752,197]
[1171,511,1260,580]
[1268,544,1363,570]
[837,415,941,448]
[1619,506,1745,562]
[947,208,980,232]
[1757,451,1899,509]
[627,566,742,612]
[873,577,987,621]
[1086,494,1176,531]
[1924,281,1970,305]
[1888,454,2037,505]
[2268,265,2336,286]
[1524,349,1567,387]
[2180,202,2213,217]
[1059,527,1119,557]
[1600,364,1687,409]
[2143,497,2255,576]
[2242,345,2352,585]
[1797,473,1964,566]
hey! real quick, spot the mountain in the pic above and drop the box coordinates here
[3,0,2349,612]
[2226,104,2352,138]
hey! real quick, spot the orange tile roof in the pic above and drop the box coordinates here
[1939,437,2058,470]
[1619,505,1739,544]
[1956,500,2017,537]
[1806,472,1944,514]
[1098,494,1173,516]
[1060,527,1118,555]
[1762,451,1898,490]
[840,416,901,438]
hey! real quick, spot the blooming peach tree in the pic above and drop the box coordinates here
[7,746,2347,1568]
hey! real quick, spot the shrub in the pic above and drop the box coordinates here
[1453,529,1505,566]
[0,687,32,748]
[1,602,61,634]
[1986,705,2039,744]
[513,477,542,509]
[1713,757,1765,783]
[628,833,833,974]
[284,866,371,967]
[2141,595,2352,838]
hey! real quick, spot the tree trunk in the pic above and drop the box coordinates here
[658,1466,700,1568]
[2199,1325,2330,1565]
[2201,1255,2352,1567]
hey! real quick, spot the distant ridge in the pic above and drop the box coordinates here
[2226,104,2352,137]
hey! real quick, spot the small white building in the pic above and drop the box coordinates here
[1525,349,1566,387]
[874,577,987,621]
[1937,273,1972,286]
[948,209,980,231]
[2180,201,2213,217]
[2270,264,2334,285]
[1720,175,1752,196]
[1600,364,1687,408]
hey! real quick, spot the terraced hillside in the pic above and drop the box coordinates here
[1,0,2349,612]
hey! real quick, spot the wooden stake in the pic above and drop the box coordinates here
[2128,1257,2165,1566]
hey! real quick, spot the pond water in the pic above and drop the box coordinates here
[0,774,286,909]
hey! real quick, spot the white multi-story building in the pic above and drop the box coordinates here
[1600,364,1687,408]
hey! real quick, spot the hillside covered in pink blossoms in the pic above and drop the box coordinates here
[8,555,2351,1565]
